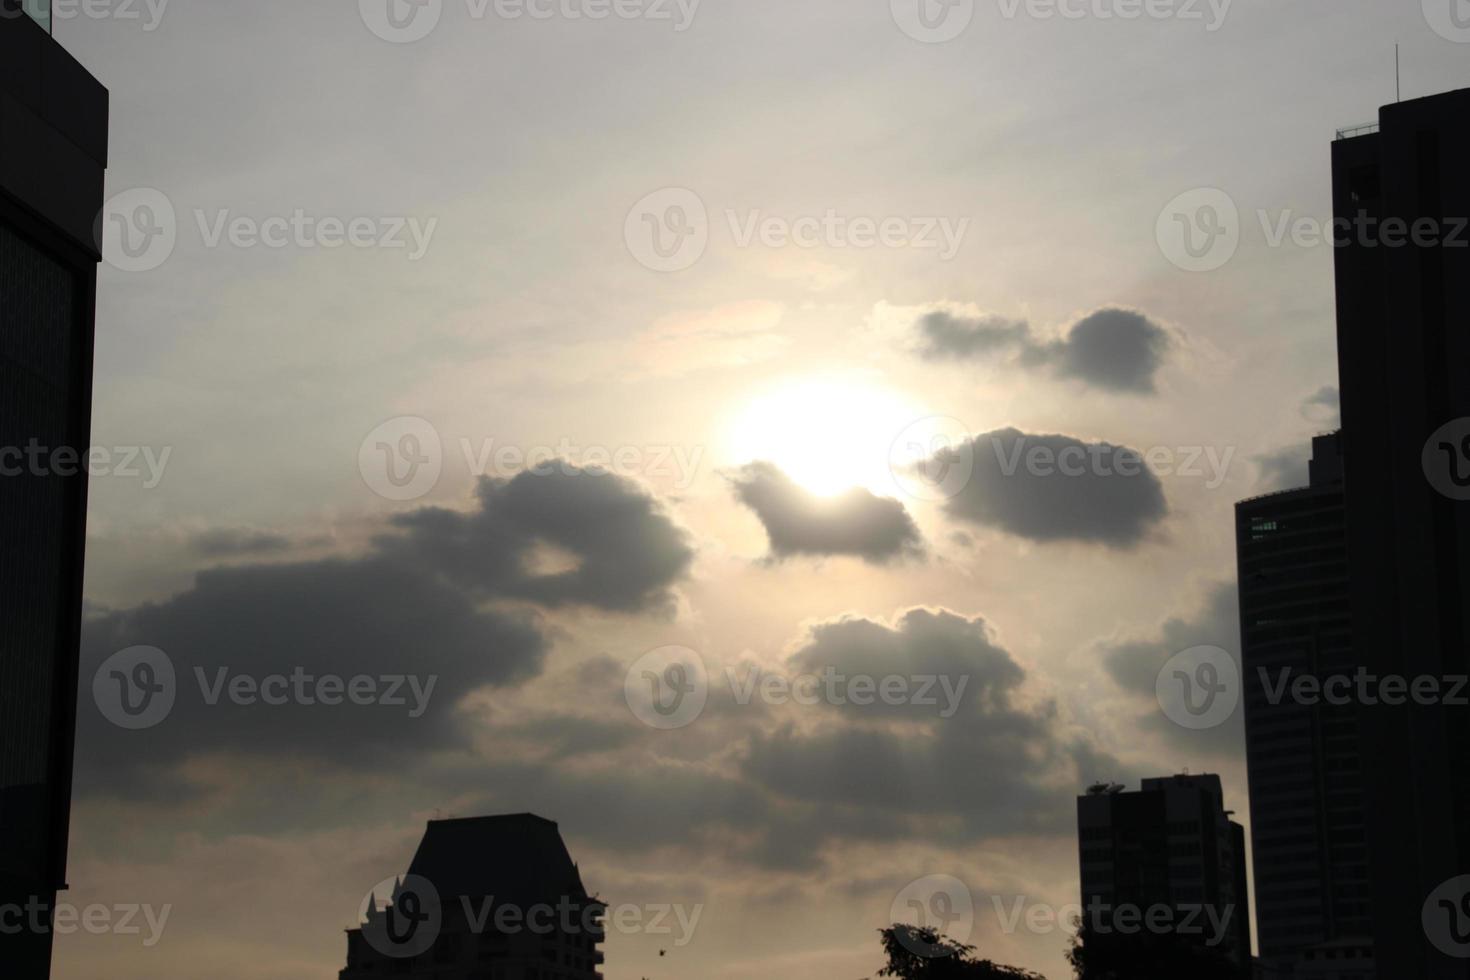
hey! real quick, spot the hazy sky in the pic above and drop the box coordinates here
[52,1,1470,977]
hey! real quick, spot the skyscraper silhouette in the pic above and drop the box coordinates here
[1076,775,1252,977]
[0,3,109,975]
[1331,88,1470,978]
[1236,433,1374,978]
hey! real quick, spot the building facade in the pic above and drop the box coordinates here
[1077,774,1252,976]
[1331,88,1470,978]
[0,2,109,975]
[1236,433,1373,979]
[342,813,606,980]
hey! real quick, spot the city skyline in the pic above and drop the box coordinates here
[6,1,1469,977]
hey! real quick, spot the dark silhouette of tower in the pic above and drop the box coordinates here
[0,3,109,976]
[342,813,606,980]
[1235,433,1374,978]
[1076,775,1252,977]
[1331,88,1470,978]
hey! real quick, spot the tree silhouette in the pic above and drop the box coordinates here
[872,925,1046,979]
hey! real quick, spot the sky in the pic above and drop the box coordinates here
[48,0,1470,977]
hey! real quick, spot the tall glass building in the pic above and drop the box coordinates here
[0,5,109,975]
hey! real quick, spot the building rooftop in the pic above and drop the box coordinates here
[405,813,595,906]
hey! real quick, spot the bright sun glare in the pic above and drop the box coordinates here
[726,378,925,498]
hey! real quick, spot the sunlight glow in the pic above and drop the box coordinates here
[725,377,926,497]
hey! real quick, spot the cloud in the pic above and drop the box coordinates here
[916,307,1173,394]
[930,428,1168,547]
[728,462,923,564]
[384,464,695,614]
[1097,583,1244,759]
[76,464,694,798]
[741,608,1120,839]
[1300,385,1340,426]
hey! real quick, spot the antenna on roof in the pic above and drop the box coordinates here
[1395,43,1401,103]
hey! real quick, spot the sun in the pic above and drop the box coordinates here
[725,376,925,497]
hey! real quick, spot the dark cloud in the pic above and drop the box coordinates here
[728,462,923,564]
[383,464,695,614]
[192,528,295,557]
[76,464,694,799]
[1099,582,1245,758]
[915,312,1030,360]
[742,608,1120,839]
[932,428,1168,547]
[916,307,1173,394]
[1300,385,1341,427]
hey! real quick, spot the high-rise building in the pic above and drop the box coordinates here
[1235,433,1374,979]
[0,3,109,976]
[1077,774,1252,976]
[342,813,606,980]
[1331,88,1470,978]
